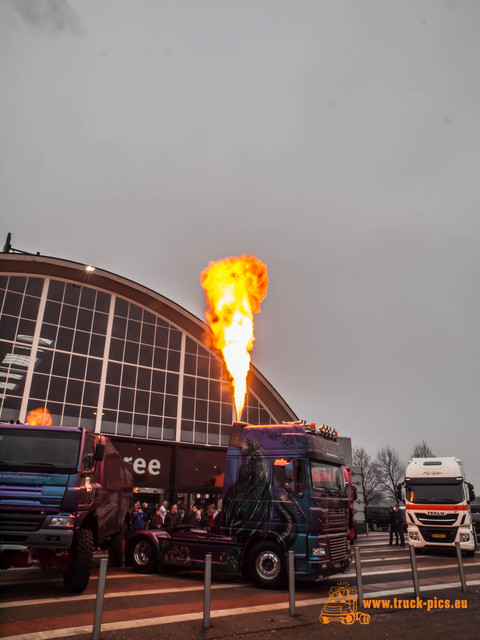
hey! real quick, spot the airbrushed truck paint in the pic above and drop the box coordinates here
[128,421,351,582]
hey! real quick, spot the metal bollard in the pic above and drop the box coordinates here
[288,550,295,616]
[409,544,421,598]
[455,543,468,593]
[203,553,212,629]
[92,557,108,640]
[354,546,363,608]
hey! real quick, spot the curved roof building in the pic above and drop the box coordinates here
[0,251,297,505]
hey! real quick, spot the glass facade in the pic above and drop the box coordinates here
[0,274,275,446]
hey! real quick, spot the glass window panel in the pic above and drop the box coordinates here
[133,423,147,438]
[3,292,22,316]
[196,400,208,421]
[45,300,64,325]
[16,318,36,342]
[0,315,18,340]
[86,358,102,382]
[8,276,26,293]
[221,403,233,424]
[0,289,5,311]
[29,373,49,400]
[56,328,74,352]
[220,431,230,446]
[70,355,87,379]
[198,345,209,358]
[53,352,70,377]
[164,394,177,417]
[20,296,40,320]
[155,326,169,347]
[66,379,83,404]
[25,278,43,297]
[109,338,124,361]
[103,385,119,409]
[194,421,207,444]
[60,305,77,328]
[63,403,80,419]
[153,347,167,370]
[134,390,150,414]
[162,418,176,441]
[182,397,195,420]
[77,308,93,332]
[89,334,105,358]
[151,370,165,393]
[0,275,8,289]
[48,280,65,302]
[117,420,132,436]
[129,304,142,321]
[137,367,152,391]
[79,406,96,429]
[73,331,90,355]
[183,375,195,398]
[40,323,57,344]
[124,341,139,364]
[181,420,194,443]
[150,393,164,416]
[80,287,96,309]
[92,312,108,335]
[167,350,180,372]
[35,348,53,374]
[196,378,208,399]
[148,417,163,439]
[114,298,128,317]
[184,354,196,376]
[95,291,110,313]
[1,395,22,415]
[106,362,122,385]
[209,380,220,402]
[63,284,81,306]
[112,316,126,339]
[197,357,209,378]
[207,428,219,446]
[259,408,272,424]
[208,402,220,423]
[143,311,155,325]
[119,388,134,412]
[100,414,116,434]
[47,376,66,403]
[83,382,99,406]
[139,344,153,368]
[169,330,182,351]
[185,337,197,355]
[165,373,179,395]
[141,323,155,345]
[121,364,136,388]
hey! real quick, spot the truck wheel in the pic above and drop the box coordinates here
[63,529,94,594]
[127,537,158,573]
[108,525,127,567]
[248,542,286,589]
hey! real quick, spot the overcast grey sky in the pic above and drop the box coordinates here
[1,0,479,488]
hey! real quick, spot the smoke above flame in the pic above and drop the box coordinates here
[26,407,52,426]
[201,255,268,420]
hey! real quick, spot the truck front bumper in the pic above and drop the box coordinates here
[0,528,74,550]
[407,525,476,551]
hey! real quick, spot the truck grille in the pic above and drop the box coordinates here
[419,526,457,544]
[0,510,45,532]
[329,534,347,561]
[415,513,458,526]
[325,508,348,532]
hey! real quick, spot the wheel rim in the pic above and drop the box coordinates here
[256,550,281,581]
[133,541,152,566]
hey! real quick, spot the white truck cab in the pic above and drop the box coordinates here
[399,457,476,555]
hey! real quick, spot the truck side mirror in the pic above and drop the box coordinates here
[352,486,358,501]
[467,482,475,503]
[396,483,403,501]
[93,443,105,462]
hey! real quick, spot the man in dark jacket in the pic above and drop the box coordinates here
[388,506,398,545]
[164,504,181,528]
[395,504,405,546]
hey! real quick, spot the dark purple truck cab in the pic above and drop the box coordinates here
[127,420,351,588]
[0,424,133,592]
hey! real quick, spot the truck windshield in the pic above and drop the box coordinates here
[0,428,81,473]
[310,461,346,495]
[405,482,464,505]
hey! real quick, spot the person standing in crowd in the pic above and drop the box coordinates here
[164,504,180,528]
[388,506,398,545]
[184,504,197,525]
[141,502,151,530]
[160,501,168,523]
[133,506,148,531]
[395,504,405,547]
[150,508,163,529]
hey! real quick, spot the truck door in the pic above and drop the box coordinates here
[271,458,309,553]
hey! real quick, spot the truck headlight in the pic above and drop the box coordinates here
[460,533,470,542]
[312,547,327,556]
[50,517,75,527]
[409,532,419,541]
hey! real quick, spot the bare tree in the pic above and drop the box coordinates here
[411,440,435,458]
[352,447,381,505]
[375,446,404,502]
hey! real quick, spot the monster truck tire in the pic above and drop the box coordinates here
[63,528,94,594]
[127,536,158,573]
[248,541,286,589]
[108,525,127,567]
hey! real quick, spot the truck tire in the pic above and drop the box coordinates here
[248,541,286,589]
[63,529,94,593]
[127,537,158,573]
[108,525,127,567]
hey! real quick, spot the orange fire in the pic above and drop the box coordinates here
[201,255,268,420]
[26,407,53,426]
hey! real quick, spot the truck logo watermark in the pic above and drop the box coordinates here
[319,582,370,625]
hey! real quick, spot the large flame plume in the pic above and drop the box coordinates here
[26,407,52,426]
[201,255,268,420]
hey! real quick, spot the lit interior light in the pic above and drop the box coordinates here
[0,372,23,380]
[85,265,95,272]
